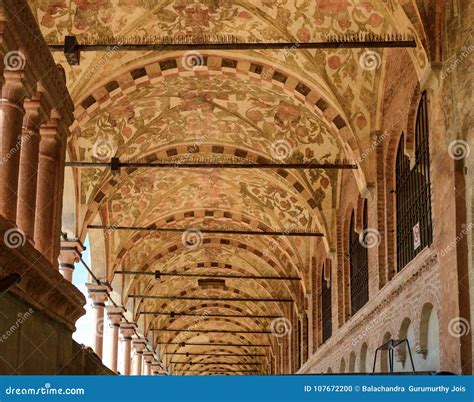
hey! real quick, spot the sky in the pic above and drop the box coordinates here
[72,235,114,370]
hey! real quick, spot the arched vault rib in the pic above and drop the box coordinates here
[82,148,335,248]
[70,53,366,189]
[119,238,305,308]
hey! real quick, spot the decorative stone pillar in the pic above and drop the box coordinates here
[58,239,84,282]
[106,306,125,373]
[16,94,43,241]
[0,66,25,223]
[132,339,146,375]
[143,352,153,376]
[120,323,136,375]
[86,283,111,359]
[34,115,62,263]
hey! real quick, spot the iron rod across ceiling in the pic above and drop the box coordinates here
[152,328,273,334]
[66,160,357,169]
[141,311,282,319]
[155,342,270,347]
[171,362,262,366]
[130,294,293,302]
[49,39,416,52]
[118,270,301,281]
[88,224,323,237]
[176,370,258,373]
[164,352,266,357]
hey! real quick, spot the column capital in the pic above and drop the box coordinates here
[86,283,111,307]
[143,351,154,364]
[106,305,125,326]
[59,239,85,282]
[120,323,137,339]
[132,339,147,354]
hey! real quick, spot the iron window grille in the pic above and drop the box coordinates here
[349,203,369,315]
[322,265,332,343]
[395,91,433,271]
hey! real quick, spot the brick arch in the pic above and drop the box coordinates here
[81,144,329,241]
[119,236,304,308]
[111,208,306,272]
[137,269,291,321]
[69,52,366,189]
[136,285,287,319]
[145,302,281,335]
[112,210,306,283]
[141,263,294,315]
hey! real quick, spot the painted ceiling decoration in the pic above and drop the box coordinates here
[27,0,434,374]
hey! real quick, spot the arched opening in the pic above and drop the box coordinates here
[418,303,440,372]
[359,343,369,373]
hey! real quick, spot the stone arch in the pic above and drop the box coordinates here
[418,302,440,372]
[339,357,346,373]
[70,53,364,180]
[348,351,356,373]
[380,331,392,373]
[359,342,369,373]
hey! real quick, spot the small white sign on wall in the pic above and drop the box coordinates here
[413,222,421,250]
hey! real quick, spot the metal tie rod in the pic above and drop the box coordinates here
[171,361,262,365]
[50,36,416,53]
[88,224,323,237]
[118,270,301,281]
[130,294,293,303]
[141,311,283,319]
[152,328,273,334]
[155,342,270,347]
[164,353,266,357]
[66,160,357,170]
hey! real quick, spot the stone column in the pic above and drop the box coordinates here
[132,339,146,375]
[120,323,136,375]
[58,239,84,282]
[16,95,43,241]
[0,67,25,223]
[86,283,111,359]
[34,115,62,263]
[106,306,125,373]
[143,352,153,376]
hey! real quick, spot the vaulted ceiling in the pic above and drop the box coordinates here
[29,0,432,375]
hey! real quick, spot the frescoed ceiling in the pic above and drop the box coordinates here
[29,0,433,375]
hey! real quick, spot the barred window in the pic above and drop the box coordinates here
[321,265,332,343]
[349,202,369,315]
[396,92,433,270]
